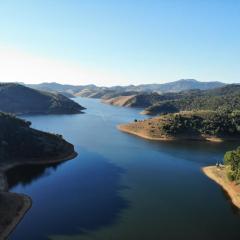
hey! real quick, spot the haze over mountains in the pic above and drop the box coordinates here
[26,79,239,116]
[27,79,225,98]
[0,79,237,118]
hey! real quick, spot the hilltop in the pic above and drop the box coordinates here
[122,79,225,93]
[0,83,85,115]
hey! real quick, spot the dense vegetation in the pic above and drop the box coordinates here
[160,110,240,137]
[144,85,240,115]
[0,112,74,163]
[0,83,85,114]
[125,110,240,141]
[224,147,240,182]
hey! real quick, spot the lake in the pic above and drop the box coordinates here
[8,97,240,240]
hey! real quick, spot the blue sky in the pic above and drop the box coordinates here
[0,0,239,86]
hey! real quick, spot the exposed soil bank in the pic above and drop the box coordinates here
[118,124,225,142]
[202,166,240,209]
[117,124,174,141]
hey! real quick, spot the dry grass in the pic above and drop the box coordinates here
[102,95,136,107]
[203,166,240,209]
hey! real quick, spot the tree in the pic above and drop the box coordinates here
[224,147,240,182]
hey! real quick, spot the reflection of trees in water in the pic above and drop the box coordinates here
[147,140,240,165]
[151,139,239,154]
[220,188,240,215]
[9,151,130,240]
[6,162,63,189]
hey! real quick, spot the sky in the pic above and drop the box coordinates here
[0,0,239,86]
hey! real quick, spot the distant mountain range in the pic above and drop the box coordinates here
[137,79,225,93]
[0,83,85,115]
[27,82,99,97]
[112,79,225,93]
[104,84,240,115]
[143,84,240,115]
[27,79,226,98]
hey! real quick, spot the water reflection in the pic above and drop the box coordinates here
[132,137,240,165]
[9,149,129,240]
[6,162,64,189]
[220,188,240,215]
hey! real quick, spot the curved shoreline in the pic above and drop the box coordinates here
[202,166,240,209]
[0,151,78,173]
[117,124,225,142]
[117,125,175,141]
[0,150,77,240]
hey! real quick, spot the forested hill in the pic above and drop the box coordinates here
[143,84,240,115]
[119,110,240,142]
[0,83,85,115]
[0,112,75,164]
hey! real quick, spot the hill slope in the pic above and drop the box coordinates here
[27,82,98,95]
[0,83,85,115]
[0,112,76,165]
[144,84,240,115]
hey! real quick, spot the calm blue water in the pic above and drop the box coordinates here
[8,98,240,240]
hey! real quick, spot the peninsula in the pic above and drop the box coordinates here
[118,110,240,142]
[203,146,240,209]
[0,112,77,239]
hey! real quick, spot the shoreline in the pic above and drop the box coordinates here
[117,124,225,142]
[117,125,175,141]
[0,150,77,240]
[0,151,78,173]
[0,193,32,240]
[202,166,240,209]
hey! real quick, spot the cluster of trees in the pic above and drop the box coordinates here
[161,111,240,137]
[0,112,73,162]
[145,84,240,115]
[224,147,240,182]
